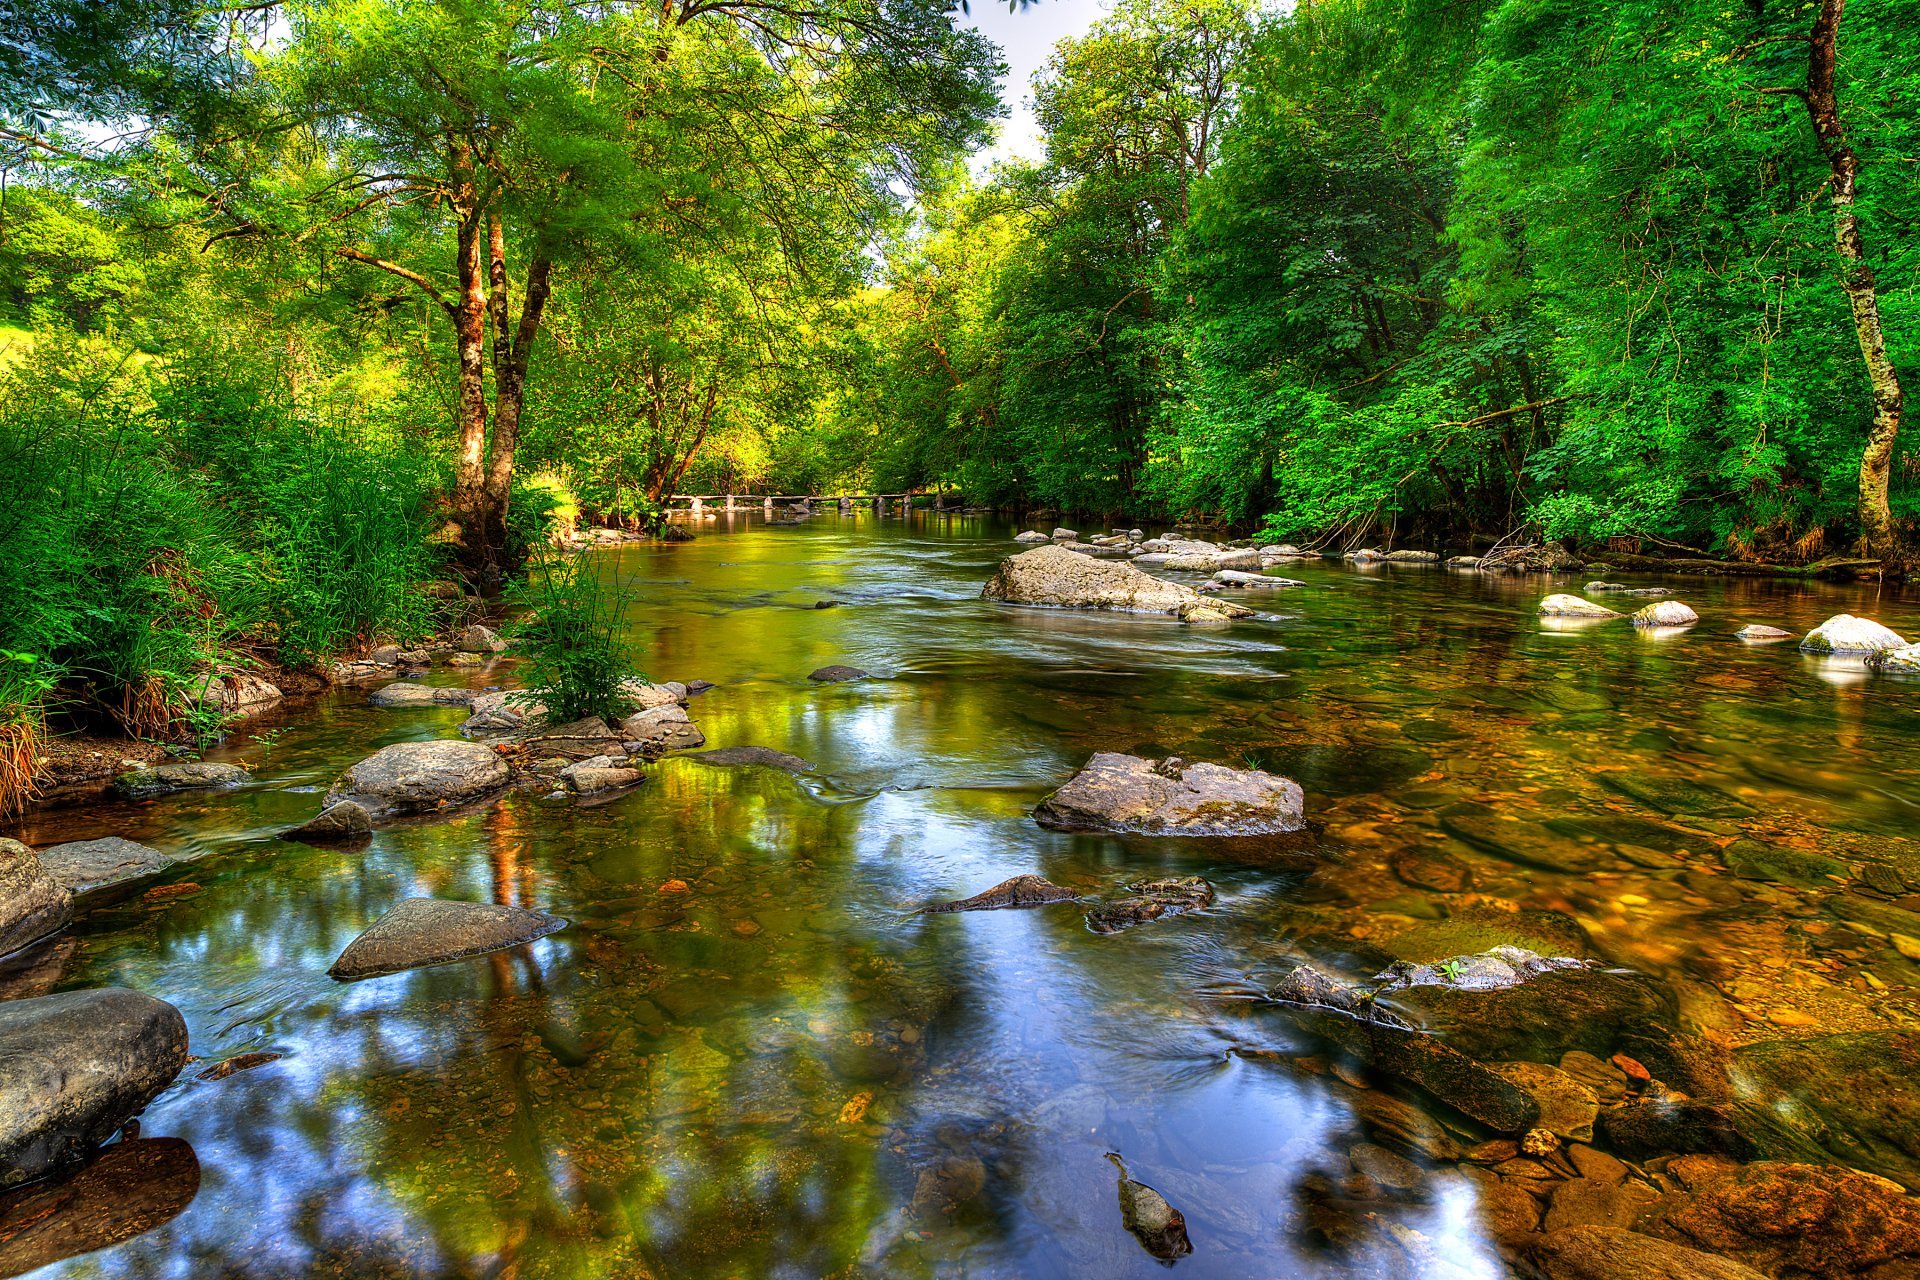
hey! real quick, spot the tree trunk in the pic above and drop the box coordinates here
[483,213,554,584]
[1804,0,1905,572]
[449,139,494,590]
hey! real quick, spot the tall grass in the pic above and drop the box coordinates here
[507,550,645,725]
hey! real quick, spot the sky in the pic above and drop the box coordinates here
[957,0,1111,169]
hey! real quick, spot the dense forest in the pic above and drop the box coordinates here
[1,0,1914,772]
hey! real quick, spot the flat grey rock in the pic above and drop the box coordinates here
[0,839,72,957]
[619,704,706,752]
[1801,613,1907,654]
[809,665,869,682]
[35,838,177,894]
[108,761,249,801]
[1539,594,1620,619]
[323,740,511,819]
[0,989,189,1187]
[328,897,566,980]
[368,682,478,709]
[983,545,1251,623]
[283,800,374,844]
[1036,753,1305,836]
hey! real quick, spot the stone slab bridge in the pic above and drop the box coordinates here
[666,492,968,515]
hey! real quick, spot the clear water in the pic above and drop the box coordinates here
[9,513,1920,1278]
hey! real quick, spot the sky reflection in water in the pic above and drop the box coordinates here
[10,512,1920,1278]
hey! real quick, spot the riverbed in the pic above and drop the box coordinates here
[8,513,1920,1278]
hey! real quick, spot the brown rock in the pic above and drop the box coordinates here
[1543,1177,1662,1233]
[1521,1226,1768,1279]
[1660,1161,1920,1276]
[0,839,72,958]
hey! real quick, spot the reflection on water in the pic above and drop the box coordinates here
[7,512,1920,1277]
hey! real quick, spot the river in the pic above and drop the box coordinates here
[8,513,1920,1278]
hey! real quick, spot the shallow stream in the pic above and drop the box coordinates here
[9,514,1920,1278]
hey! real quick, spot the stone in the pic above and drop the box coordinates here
[1446,555,1483,568]
[1051,527,1078,541]
[327,897,566,980]
[0,1137,200,1276]
[690,746,814,772]
[1567,1144,1629,1185]
[0,989,189,1186]
[1723,839,1847,888]
[282,800,374,844]
[1212,569,1307,588]
[1084,876,1215,933]
[459,691,541,735]
[1034,752,1305,836]
[1542,1178,1662,1234]
[455,624,508,654]
[1461,1166,1543,1245]
[1658,1161,1920,1277]
[519,717,620,760]
[1495,1061,1600,1141]
[0,840,72,958]
[1734,624,1794,642]
[1521,1227,1769,1280]
[1014,530,1050,543]
[1630,601,1699,628]
[1800,613,1907,654]
[808,665,868,682]
[1386,550,1440,563]
[196,672,282,718]
[1349,1142,1428,1197]
[369,644,402,665]
[618,704,706,752]
[322,740,511,819]
[35,838,177,894]
[982,545,1252,623]
[621,680,688,709]
[107,761,249,801]
[1731,1030,1920,1188]
[1868,645,1920,675]
[368,682,478,709]
[1539,594,1620,619]
[1598,1086,1750,1161]
[1601,774,1749,819]
[1482,543,1582,573]
[567,766,644,793]
[1585,582,1672,595]
[1106,1154,1191,1261]
[921,874,1078,914]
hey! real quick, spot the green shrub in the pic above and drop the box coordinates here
[507,550,645,725]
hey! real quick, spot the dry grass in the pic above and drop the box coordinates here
[0,708,45,820]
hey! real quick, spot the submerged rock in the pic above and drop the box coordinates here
[283,800,374,844]
[1598,1084,1750,1161]
[619,704,705,752]
[328,897,566,980]
[108,761,248,801]
[1521,1226,1768,1280]
[0,840,72,957]
[982,544,1252,623]
[35,838,177,894]
[1731,1030,1920,1189]
[808,665,868,682]
[1800,613,1907,654]
[0,989,189,1187]
[1734,624,1794,642]
[1106,1154,1192,1261]
[368,682,478,709]
[1483,543,1582,573]
[690,746,814,772]
[1631,600,1699,628]
[1656,1161,1920,1278]
[1539,594,1620,619]
[1867,645,1920,674]
[921,874,1078,914]
[1035,753,1305,836]
[1084,876,1214,933]
[322,740,511,819]
[0,1137,201,1276]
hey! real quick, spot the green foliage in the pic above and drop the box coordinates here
[507,552,645,726]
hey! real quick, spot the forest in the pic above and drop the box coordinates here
[2,0,1915,768]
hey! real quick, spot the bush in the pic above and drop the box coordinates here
[506,550,645,725]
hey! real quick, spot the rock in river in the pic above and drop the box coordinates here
[0,989,190,1187]
[1539,594,1620,619]
[1730,1029,1920,1189]
[0,839,72,957]
[982,544,1252,623]
[921,874,1078,913]
[1106,1154,1192,1261]
[1735,624,1794,642]
[282,800,374,844]
[108,761,249,801]
[1800,613,1907,654]
[322,740,511,819]
[1521,1226,1768,1280]
[1085,876,1214,933]
[809,665,868,682]
[1630,600,1699,628]
[454,624,507,654]
[328,897,567,980]
[35,838,177,894]
[1655,1161,1920,1278]
[1034,753,1305,836]
[368,682,478,709]
[1868,645,1920,675]
[690,746,814,772]
[1585,582,1672,596]
[1213,569,1306,588]
[1483,543,1582,573]
[619,704,706,752]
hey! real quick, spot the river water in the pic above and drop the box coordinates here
[8,513,1920,1278]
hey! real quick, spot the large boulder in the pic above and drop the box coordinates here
[1801,614,1907,654]
[1483,543,1583,573]
[107,761,248,801]
[982,545,1253,623]
[322,740,511,819]
[1540,595,1620,619]
[618,704,705,753]
[0,840,72,956]
[328,897,566,980]
[368,682,478,709]
[34,838,177,894]
[1034,753,1305,835]
[0,989,189,1187]
[1631,601,1699,628]
[1162,548,1262,572]
[1655,1161,1920,1277]
[1520,1227,1768,1280]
